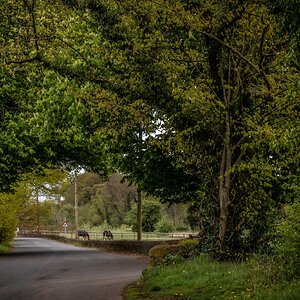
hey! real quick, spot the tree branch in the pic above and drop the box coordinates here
[196,29,273,92]
[7,54,41,64]
[231,150,246,183]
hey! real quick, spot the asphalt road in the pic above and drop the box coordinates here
[0,237,147,300]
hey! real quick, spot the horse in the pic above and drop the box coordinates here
[103,230,113,241]
[78,229,90,240]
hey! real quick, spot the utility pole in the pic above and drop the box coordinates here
[137,187,142,241]
[36,188,40,234]
[74,171,79,240]
[137,127,143,241]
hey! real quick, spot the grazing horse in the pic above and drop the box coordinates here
[78,229,90,240]
[103,230,113,241]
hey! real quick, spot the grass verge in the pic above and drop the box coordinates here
[0,243,11,253]
[125,254,300,299]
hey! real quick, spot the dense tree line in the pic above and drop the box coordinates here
[4,170,188,234]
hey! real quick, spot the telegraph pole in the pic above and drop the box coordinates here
[137,187,142,241]
[36,188,40,234]
[74,171,79,240]
[137,127,143,241]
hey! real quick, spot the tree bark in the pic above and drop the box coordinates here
[218,111,232,246]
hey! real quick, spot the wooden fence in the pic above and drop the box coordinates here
[19,230,197,241]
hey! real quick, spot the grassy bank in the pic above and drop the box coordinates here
[125,255,300,299]
[0,243,11,253]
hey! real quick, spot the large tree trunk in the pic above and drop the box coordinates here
[218,112,232,246]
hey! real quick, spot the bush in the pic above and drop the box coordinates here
[155,217,175,233]
[271,202,300,278]
[177,239,200,258]
[0,200,18,244]
[149,244,175,265]
[0,243,11,253]
[149,239,199,266]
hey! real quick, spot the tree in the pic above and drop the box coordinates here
[264,0,300,68]
[88,172,136,227]
[13,167,70,232]
[1,0,298,253]
[61,0,298,251]
[64,172,103,206]
[0,0,109,192]
[126,198,161,232]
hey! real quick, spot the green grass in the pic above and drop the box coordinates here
[0,243,11,253]
[126,255,300,300]
[124,283,147,300]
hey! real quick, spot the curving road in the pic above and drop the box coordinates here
[0,237,147,300]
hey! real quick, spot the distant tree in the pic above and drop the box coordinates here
[89,172,136,227]
[64,172,103,206]
[12,167,70,232]
[126,198,161,232]
[162,203,189,231]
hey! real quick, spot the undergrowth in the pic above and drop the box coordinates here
[0,243,11,253]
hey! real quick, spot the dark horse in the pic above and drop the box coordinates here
[103,230,113,241]
[78,229,90,240]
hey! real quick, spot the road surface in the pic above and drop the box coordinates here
[0,237,147,300]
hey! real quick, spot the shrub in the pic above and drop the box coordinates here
[149,244,177,266]
[149,239,199,266]
[155,217,175,233]
[177,239,199,258]
[0,199,18,244]
[271,202,300,278]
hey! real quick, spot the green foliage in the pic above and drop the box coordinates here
[74,0,299,253]
[56,203,75,229]
[85,172,136,227]
[0,0,299,256]
[264,0,300,67]
[0,203,17,244]
[64,172,102,206]
[0,187,24,243]
[177,239,200,259]
[0,243,11,253]
[15,168,71,230]
[160,203,189,232]
[271,202,300,278]
[0,0,109,192]
[155,217,174,233]
[141,255,300,300]
[126,200,161,232]
[148,244,177,266]
[148,239,199,266]
[139,200,161,232]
